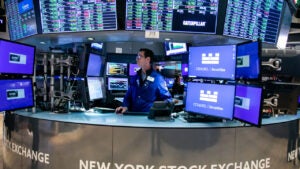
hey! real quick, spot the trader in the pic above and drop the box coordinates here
[115,48,173,113]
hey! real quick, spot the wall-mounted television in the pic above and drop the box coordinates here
[40,0,117,33]
[107,77,129,91]
[5,0,38,40]
[154,61,181,78]
[87,77,105,101]
[86,53,104,77]
[234,84,263,127]
[236,41,261,80]
[188,45,236,80]
[129,63,140,76]
[125,0,219,34]
[165,42,188,56]
[0,79,34,111]
[106,62,128,76]
[0,39,36,75]
[185,82,235,120]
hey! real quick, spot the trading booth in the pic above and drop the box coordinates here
[1,0,300,169]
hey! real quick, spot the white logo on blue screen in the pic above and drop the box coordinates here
[202,53,220,64]
[200,90,218,103]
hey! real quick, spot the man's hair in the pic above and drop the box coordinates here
[139,48,154,63]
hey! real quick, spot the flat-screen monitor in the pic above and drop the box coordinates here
[223,0,285,45]
[181,63,189,76]
[0,39,36,75]
[165,42,188,56]
[185,82,235,120]
[86,53,103,77]
[234,85,263,126]
[154,61,181,78]
[106,62,128,76]
[107,77,128,91]
[5,0,38,40]
[40,0,117,33]
[236,41,261,80]
[126,0,218,34]
[129,63,140,76]
[188,45,236,80]
[0,79,34,111]
[87,77,105,101]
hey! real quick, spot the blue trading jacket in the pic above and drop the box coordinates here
[122,68,172,112]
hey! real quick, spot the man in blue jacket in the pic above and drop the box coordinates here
[115,48,173,113]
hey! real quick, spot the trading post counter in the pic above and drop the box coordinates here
[3,111,300,169]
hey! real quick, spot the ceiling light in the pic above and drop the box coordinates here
[87,37,95,41]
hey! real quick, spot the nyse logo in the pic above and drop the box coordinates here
[200,90,218,103]
[202,52,220,64]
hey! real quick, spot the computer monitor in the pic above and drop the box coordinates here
[87,77,105,101]
[165,42,188,56]
[185,82,235,120]
[154,61,181,78]
[107,77,128,91]
[188,45,236,80]
[236,41,261,80]
[106,62,128,76]
[0,39,36,75]
[0,79,34,111]
[234,84,263,127]
[129,63,140,76]
[86,53,104,77]
[181,63,189,76]
[5,0,38,40]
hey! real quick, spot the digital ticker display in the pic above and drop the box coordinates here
[40,0,117,33]
[5,0,38,40]
[126,0,218,34]
[223,0,284,44]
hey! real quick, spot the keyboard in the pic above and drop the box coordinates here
[184,116,223,123]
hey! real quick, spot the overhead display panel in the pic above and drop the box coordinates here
[5,0,38,40]
[40,0,117,33]
[126,0,218,34]
[223,0,284,44]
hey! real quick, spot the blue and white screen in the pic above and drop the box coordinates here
[236,41,260,79]
[188,45,236,80]
[185,82,235,119]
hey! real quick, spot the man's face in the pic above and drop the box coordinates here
[136,51,150,68]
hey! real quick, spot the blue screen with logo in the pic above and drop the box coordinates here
[236,41,260,79]
[234,85,262,126]
[188,45,236,80]
[0,79,34,111]
[185,82,235,119]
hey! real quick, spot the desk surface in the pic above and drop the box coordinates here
[14,110,300,128]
